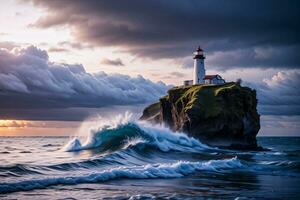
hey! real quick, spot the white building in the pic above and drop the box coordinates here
[183,46,225,86]
[204,75,225,84]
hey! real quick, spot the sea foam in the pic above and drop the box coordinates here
[63,113,212,153]
[0,157,242,194]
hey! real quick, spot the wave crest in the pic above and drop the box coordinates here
[0,157,242,194]
[63,114,211,153]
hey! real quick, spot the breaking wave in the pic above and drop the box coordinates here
[0,157,243,194]
[63,114,212,153]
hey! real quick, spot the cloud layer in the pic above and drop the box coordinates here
[100,58,124,66]
[0,46,169,112]
[25,0,300,69]
[0,45,299,120]
[246,71,300,115]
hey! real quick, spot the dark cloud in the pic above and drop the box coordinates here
[261,115,300,129]
[57,41,94,50]
[47,41,93,52]
[25,0,300,69]
[182,45,300,70]
[0,46,298,120]
[161,72,186,79]
[206,45,300,70]
[0,46,170,120]
[244,71,300,115]
[101,58,124,66]
[259,115,300,136]
[48,47,69,52]
[0,105,145,121]
[170,72,185,78]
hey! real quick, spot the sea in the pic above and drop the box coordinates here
[0,117,299,199]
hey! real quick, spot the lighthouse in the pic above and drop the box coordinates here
[193,46,205,84]
[183,46,225,86]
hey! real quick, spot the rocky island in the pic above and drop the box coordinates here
[140,82,262,150]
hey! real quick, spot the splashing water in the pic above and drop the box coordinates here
[1,113,300,199]
[63,112,211,153]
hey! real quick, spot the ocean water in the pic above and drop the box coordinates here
[0,118,300,199]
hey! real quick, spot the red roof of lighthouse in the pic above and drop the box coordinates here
[203,75,218,80]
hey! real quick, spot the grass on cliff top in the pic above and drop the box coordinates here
[171,82,238,118]
[140,101,161,120]
[145,101,160,114]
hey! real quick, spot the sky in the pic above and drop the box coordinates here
[0,0,299,136]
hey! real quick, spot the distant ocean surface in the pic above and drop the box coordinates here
[0,119,300,199]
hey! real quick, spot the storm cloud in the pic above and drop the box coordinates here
[0,45,299,120]
[25,0,300,69]
[0,46,169,120]
[100,58,124,66]
[246,71,300,116]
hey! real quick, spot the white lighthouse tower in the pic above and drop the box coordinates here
[193,46,206,84]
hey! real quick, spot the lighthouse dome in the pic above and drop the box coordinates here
[193,46,205,59]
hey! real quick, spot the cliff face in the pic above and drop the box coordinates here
[140,82,261,150]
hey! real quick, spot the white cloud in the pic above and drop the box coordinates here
[245,70,300,115]
[0,46,170,109]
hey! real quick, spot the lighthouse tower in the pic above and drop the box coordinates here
[193,46,206,84]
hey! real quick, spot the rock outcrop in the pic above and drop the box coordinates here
[140,82,262,150]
